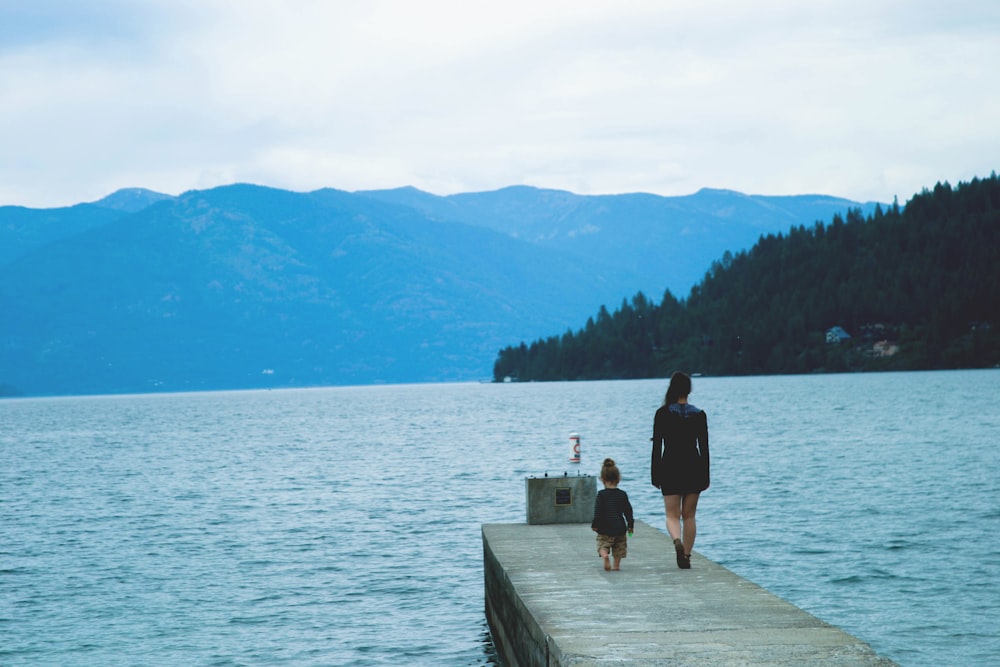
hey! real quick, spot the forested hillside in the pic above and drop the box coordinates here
[493,174,1000,381]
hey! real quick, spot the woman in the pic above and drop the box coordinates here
[651,371,709,569]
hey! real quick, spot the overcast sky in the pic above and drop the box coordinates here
[2,0,998,208]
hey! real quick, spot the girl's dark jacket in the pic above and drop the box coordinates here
[591,487,634,537]
[651,403,710,495]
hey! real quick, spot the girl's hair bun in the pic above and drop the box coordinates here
[600,457,621,483]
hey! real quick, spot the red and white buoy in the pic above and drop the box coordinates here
[569,433,581,463]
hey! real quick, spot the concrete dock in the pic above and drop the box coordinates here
[483,520,899,666]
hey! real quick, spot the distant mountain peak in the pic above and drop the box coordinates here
[369,185,428,195]
[693,187,745,197]
[94,188,174,213]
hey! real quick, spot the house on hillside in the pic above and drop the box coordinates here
[826,326,852,344]
[871,340,900,357]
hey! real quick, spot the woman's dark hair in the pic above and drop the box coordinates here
[663,371,692,406]
[600,457,621,484]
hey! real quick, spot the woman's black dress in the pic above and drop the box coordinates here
[651,402,710,495]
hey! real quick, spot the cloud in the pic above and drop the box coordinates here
[1,0,998,207]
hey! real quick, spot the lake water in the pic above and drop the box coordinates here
[2,370,998,666]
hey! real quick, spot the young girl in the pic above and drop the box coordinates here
[591,458,635,571]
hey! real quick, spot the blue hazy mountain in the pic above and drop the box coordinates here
[93,187,175,212]
[0,202,127,266]
[357,185,880,298]
[0,188,174,265]
[0,183,878,396]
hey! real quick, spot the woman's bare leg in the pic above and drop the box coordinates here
[663,495,682,541]
[680,493,701,556]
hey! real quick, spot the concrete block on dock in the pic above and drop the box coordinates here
[525,474,596,525]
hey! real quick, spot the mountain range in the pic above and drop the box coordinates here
[0,184,879,396]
